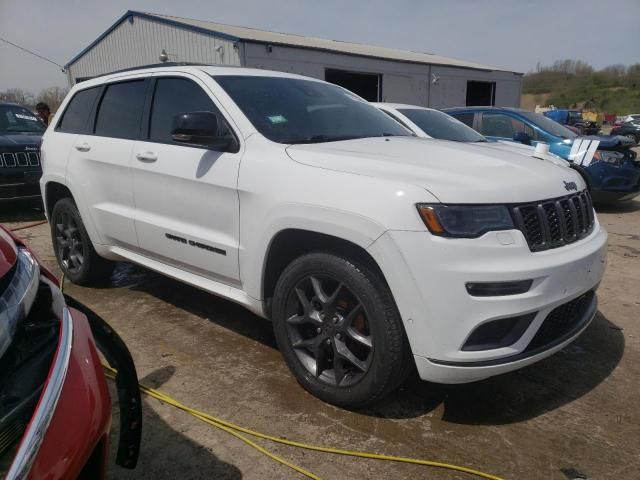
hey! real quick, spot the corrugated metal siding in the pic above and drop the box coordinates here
[68,16,240,82]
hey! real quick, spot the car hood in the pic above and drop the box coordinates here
[286,136,585,204]
[579,134,634,150]
[0,227,18,281]
[0,133,42,148]
[479,141,570,168]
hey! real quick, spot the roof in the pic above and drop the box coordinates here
[66,10,521,74]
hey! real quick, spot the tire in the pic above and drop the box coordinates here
[50,198,114,285]
[271,252,411,408]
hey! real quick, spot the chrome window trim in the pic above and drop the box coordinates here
[5,305,73,480]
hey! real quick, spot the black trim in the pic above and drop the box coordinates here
[429,292,597,368]
[63,296,141,469]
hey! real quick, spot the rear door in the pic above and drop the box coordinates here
[131,74,242,284]
[67,78,148,248]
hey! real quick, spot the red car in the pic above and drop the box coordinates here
[0,225,140,479]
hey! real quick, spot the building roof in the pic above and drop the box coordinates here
[66,10,521,74]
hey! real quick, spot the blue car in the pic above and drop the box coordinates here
[443,107,640,204]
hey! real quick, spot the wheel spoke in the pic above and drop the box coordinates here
[286,309,322,326]
[310,276,328,303]
[295,287,311,311]
[346,328,372,348]
[332,353,346,385]
[314,341,329,377]
[334,338,367,372]
[342,302,362,328]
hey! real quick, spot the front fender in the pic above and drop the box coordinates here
[241,204,387,302]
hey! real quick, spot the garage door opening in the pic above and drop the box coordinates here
[325,69,381,101]
[466,81,496,106]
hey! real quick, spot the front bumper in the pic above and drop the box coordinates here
[0,171,42,201]
[368,221,607,384]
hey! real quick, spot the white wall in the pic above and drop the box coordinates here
[67,16,240,82]
[243,42,521,108]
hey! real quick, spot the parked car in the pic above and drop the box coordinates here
[610,120,640,145]
[0,104,45,202]
[0,225,141,479]
[543,109,600,136]
[444,107,640,203]
[41,65,607,408]
[620,114,640,124]
[373,103,570,167]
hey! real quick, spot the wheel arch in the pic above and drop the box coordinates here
[261,228,388,316]
[44,180,104,246]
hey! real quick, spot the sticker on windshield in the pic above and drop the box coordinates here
[15,113,39,122]
[267,114,288,124]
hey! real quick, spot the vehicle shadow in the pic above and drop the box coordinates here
[107,366,242,480]
[105,264,623,426]
[362,312,624,425]
[0,199,45,223]
[115,263,278,349]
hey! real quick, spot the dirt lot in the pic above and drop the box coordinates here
[2,192,639,480]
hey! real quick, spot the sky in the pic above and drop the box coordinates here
[1,0,639,94]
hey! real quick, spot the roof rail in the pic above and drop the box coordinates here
[106,62,212,75]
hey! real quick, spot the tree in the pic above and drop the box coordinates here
[37,86,69,112]
[0,88,35,107]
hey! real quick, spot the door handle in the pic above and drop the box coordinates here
[75,142,91,152]
[136,152,157,162]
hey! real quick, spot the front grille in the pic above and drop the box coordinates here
[0,151,40,168]
[525,291,595,352]
[511,191,595,252]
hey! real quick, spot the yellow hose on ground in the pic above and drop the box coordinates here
[103,365,505,480]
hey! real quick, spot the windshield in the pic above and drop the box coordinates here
[516,110,577,139]
[0,105,45,134]
[213,76,411,144]
[398,108,487,142]
[567,111,582,122]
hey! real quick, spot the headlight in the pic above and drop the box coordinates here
[592,150,624,166]
[416,204,514,238]
[0,249,40,358]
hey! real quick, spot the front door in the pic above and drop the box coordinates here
[131,74,242,285]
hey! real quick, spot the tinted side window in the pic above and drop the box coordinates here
[149,77,233,145]
[57,87,100,133]
[451,113,474,128]
[95,80,147,139]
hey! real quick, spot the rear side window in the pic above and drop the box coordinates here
[148,77,233,145]
[95,80,147,139]
[57,87,100,133]
[450,112,474,128]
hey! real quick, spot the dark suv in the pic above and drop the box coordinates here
[0,103,45,202]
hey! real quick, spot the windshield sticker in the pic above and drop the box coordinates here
[15,113,39,122]
[267,114,288,124]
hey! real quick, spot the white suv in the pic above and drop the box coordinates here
[40,65,607,408]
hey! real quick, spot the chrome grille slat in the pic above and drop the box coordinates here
[512,191,595,252]
[0,151,39,168]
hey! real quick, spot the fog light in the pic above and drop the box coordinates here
[465,280,533,297]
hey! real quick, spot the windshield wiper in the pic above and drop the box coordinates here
[287,134,362,144]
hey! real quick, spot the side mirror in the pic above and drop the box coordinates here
[513,131,532,145]
[171,111,234,150]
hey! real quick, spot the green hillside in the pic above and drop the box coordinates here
[522,60,640,115]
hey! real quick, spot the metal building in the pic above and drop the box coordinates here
[65,11,523,108]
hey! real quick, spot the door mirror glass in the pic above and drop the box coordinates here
[513,130,532,145]
[171,111,233,150]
